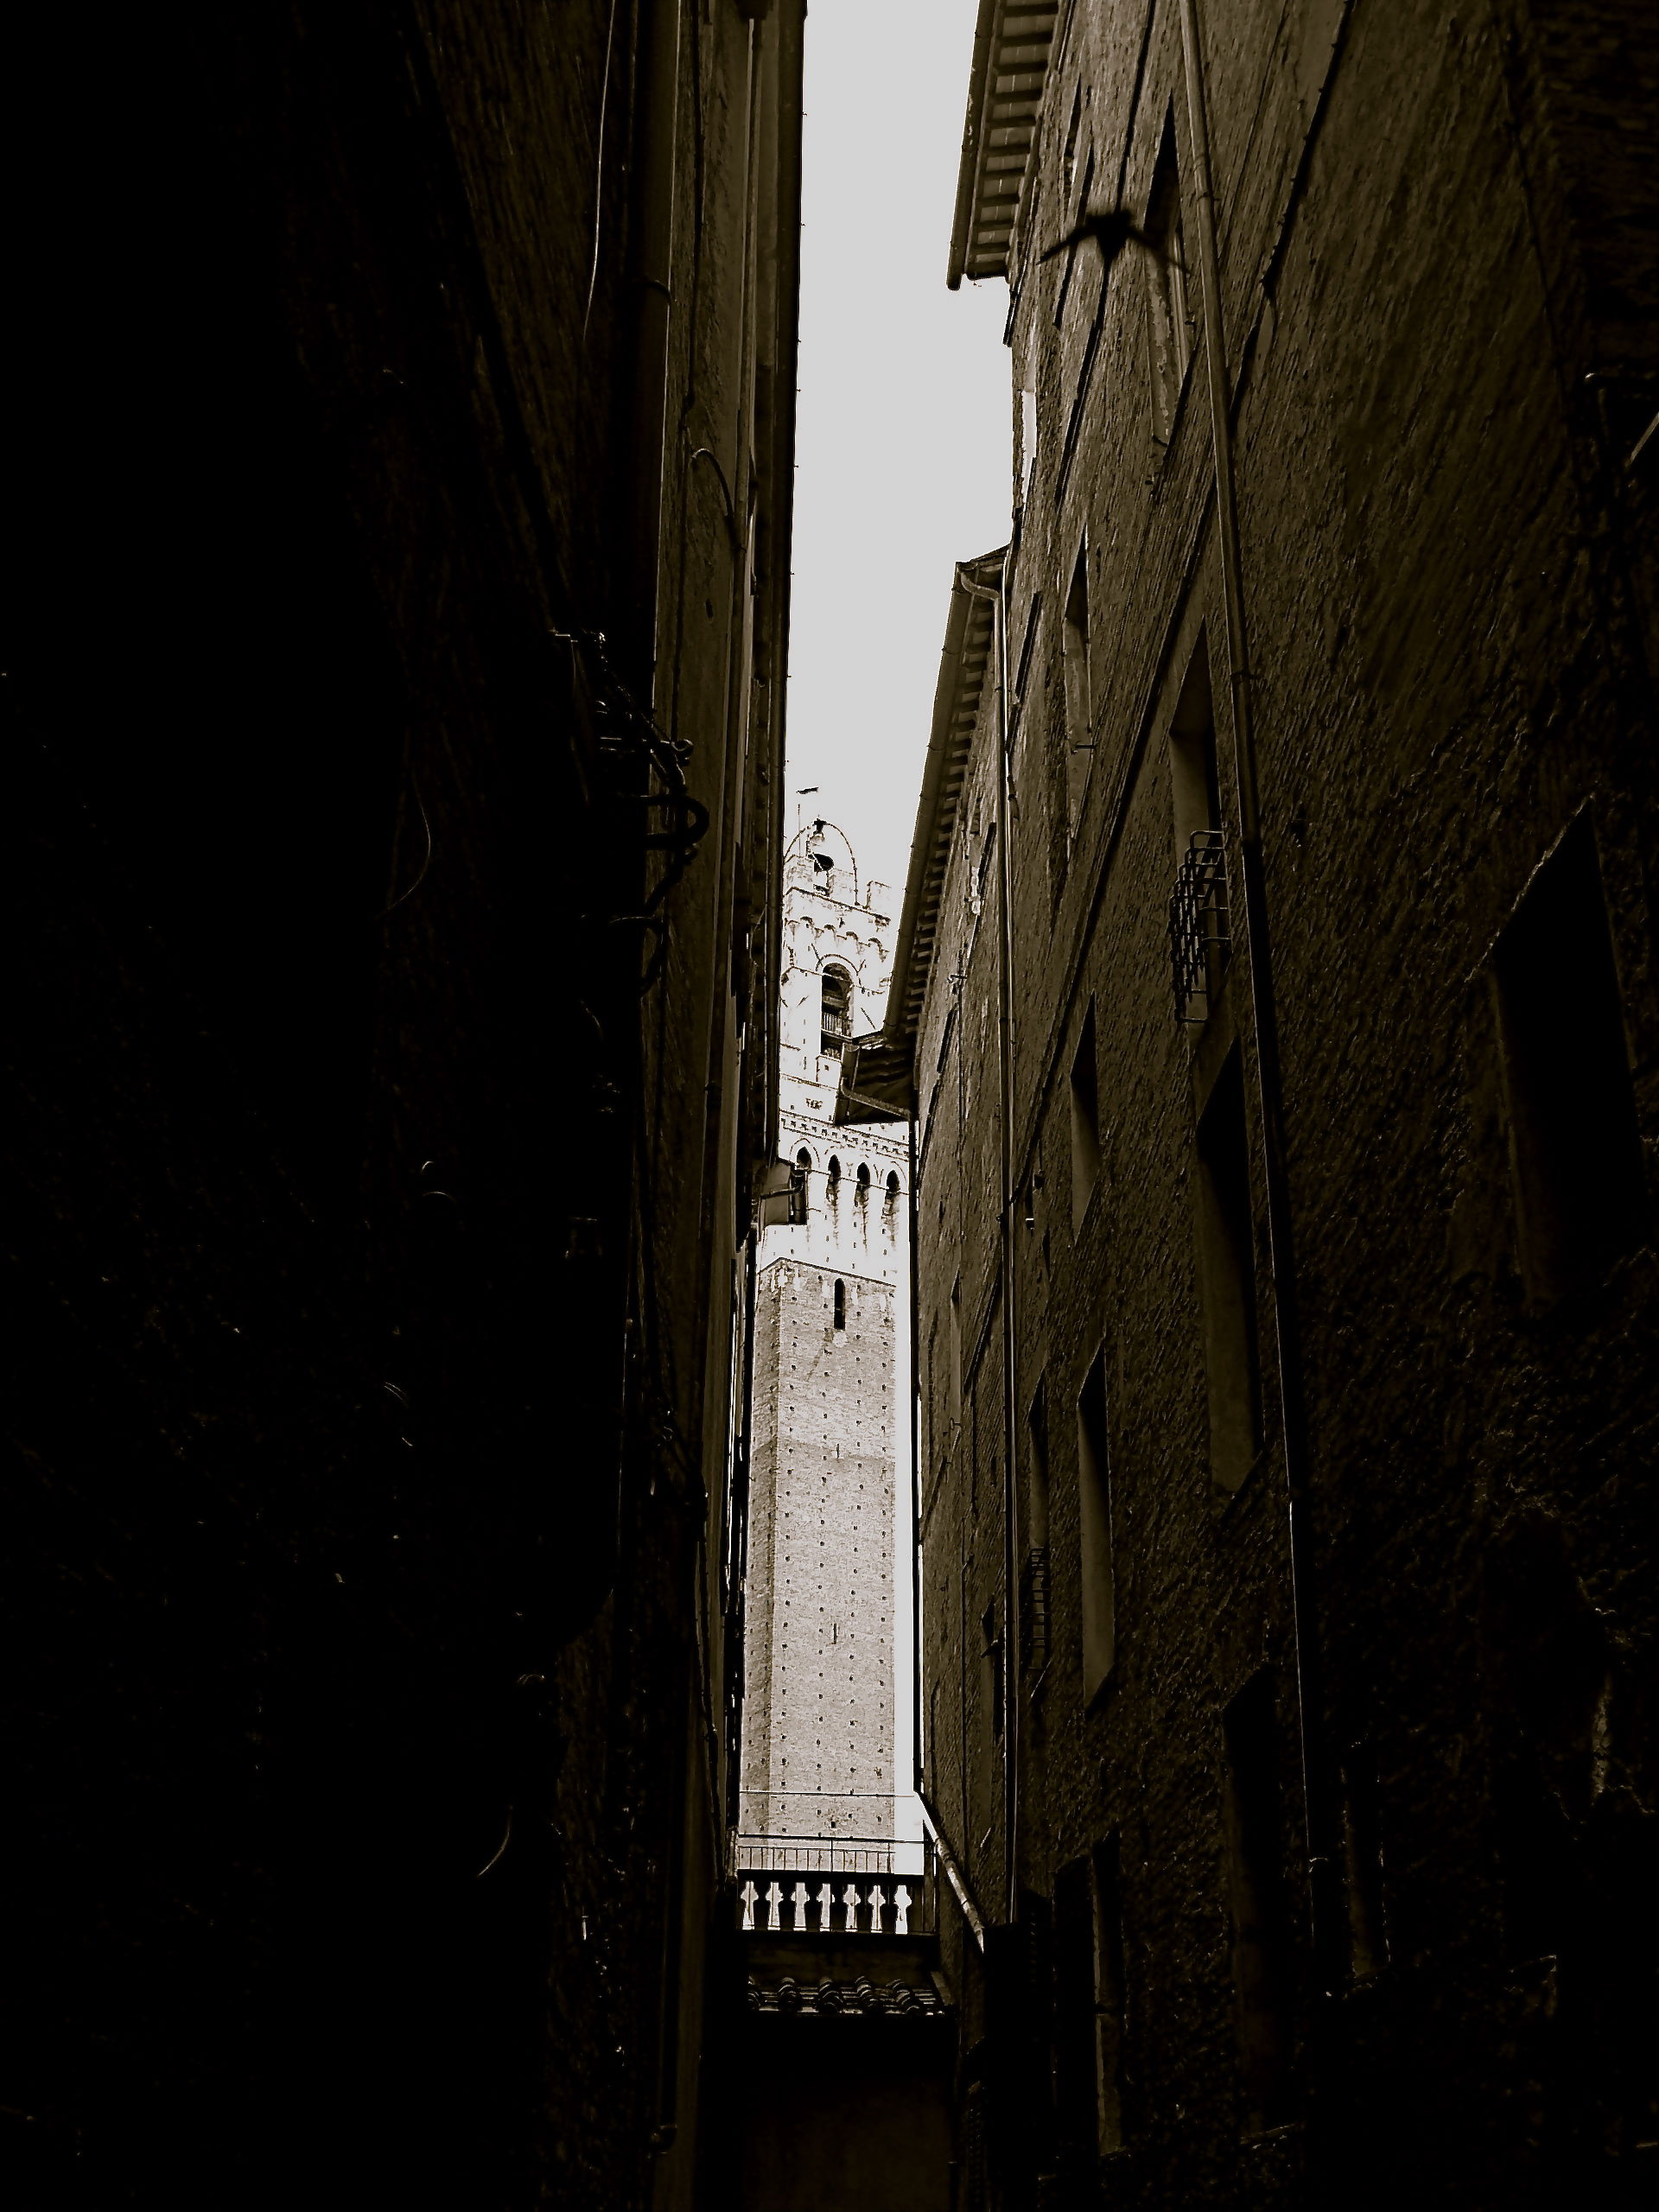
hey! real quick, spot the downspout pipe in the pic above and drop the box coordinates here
[909,1091,925,1814]
[956,558,1020,1929]
[1176,0,1340,1986]
[625,0,682,705]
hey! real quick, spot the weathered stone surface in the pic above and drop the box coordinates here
[903,3,1657,2205]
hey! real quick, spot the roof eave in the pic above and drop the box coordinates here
[848,549,1005,1132]
[946,1,1060,290]
[947,0,1001,290]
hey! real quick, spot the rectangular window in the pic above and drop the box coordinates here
[976,820,998,907]
[981,1603,1003,1743]
[1061,82,1084,211]
[1492,815,1646,1302]
[1223,1671,1292,2131]
[1027,1376,1051,1549]
[1090,1836,1128,2153]
[1054,86,1087,334]
[979,1601,1002,1847]
[1144,115,1192,442]
[1070,1000,1102,1227]
[1194,1049,1262,1489]
[1063,544,1092,836]
[925,1319,939,1471]
[1014,593,1042,706]
[1076,1346,1115,1702]
[1340,1742,1389,1984]
[1023,1378,1051,1670]
[1168,631,1221,859]
[1052,1858,1093,2166]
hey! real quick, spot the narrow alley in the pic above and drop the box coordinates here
[10,3,1657,2209]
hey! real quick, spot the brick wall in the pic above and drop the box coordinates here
[907,3,1657,2205]
[745,1259,898,1847]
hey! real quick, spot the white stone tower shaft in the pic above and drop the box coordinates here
[740,823,910,1872]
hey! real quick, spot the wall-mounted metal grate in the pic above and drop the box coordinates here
[1167,830,1230,1021]
[1020,1545,1050,1669]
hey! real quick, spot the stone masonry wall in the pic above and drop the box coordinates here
[744,1258,898,1853]
[911,3,1657,2207]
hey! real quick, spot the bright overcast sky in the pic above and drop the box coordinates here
[785,0,1012,906]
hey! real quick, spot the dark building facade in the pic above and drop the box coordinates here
[842,1,1658,2205]
[10,4,802,2204]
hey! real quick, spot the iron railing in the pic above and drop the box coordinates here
[1167,828,1230,1021]
[733,1831,927,1878]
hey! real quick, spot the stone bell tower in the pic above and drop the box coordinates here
[740,821,910,1871]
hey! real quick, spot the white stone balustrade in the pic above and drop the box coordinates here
[736,1873,924,1936]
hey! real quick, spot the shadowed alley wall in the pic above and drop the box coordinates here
[7,4,803,2204]
[853,2,1659,2206]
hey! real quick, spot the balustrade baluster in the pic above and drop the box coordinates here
[739,1879,758,1932]
[841,1882,861,1934]
[893,1883,912,1936]
[766,1879,783,1931]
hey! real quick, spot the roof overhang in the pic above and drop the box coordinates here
[947,1,1059,289]
[835,549,1006,1128]
[833,1033,914,1126]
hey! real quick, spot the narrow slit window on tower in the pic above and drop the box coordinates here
[1491,815,1646,1302]
[1222,1670,1292,2131]
[827,1154,842,1192]
[1076,1345,1116,1702]
[1091,1835,1128,2153]
[833,1279,845,1332]
[1144,113,1192,442]
[1070,1000,1102,1226]
[820,964,852,1057]
[1194,1049,1262,1490]
[1063,543,1092,836]
[855,1160,871,1200]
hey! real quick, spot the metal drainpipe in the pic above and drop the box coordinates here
[1176,0,1340,1985]
[956,558,1020,1929]
[626,0,682,705]
[908,1092,925,1813]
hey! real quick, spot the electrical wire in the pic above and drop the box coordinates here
[377,768,433,919]
[582,0,623,337]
